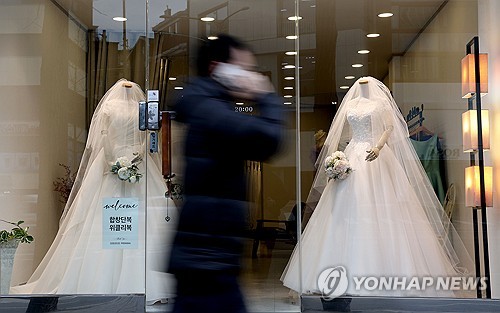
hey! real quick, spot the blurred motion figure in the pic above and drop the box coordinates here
[168,34,284,313]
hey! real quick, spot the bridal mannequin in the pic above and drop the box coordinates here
[10,79,178,305]
[281,77,473,297]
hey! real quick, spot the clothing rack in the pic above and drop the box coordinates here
[406,104,439,140]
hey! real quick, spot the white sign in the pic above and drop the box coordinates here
[102,197,139,249]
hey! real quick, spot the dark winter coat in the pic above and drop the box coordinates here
[168,77,283,275]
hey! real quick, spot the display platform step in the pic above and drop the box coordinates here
[302,295,500,313]
[0,294,145,312]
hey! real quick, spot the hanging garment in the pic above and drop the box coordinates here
[410,134,447,204]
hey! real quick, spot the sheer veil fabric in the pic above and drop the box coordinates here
[11,79,177,304]
[60,78,145,223]
[281,76,473,297]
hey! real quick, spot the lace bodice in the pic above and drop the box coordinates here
[346,98,380,144]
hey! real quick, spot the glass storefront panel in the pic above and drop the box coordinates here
[1,0,90,293]
[3,0,500,312]
[294,0,497,303]
[1,0,302,312]
[1,0,149,302]
[148,1,301,311]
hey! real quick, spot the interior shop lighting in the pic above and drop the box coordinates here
[378,12,394,18]
[200,17,215,22]
[461,53,488,98]
[465,166,493,207]
[462,110,490,152]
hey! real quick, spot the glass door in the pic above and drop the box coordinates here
[145,0,301,312]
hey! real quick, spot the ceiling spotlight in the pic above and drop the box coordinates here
[283,65,296,69]
[345,75,355,80]
[208,36,218,40]
[358,50,370,54]
[340,86,350,90]
[285,51,297,55]
[352,64,363,68]
[174,86,183,90]
[378,12,393,18]
[284,76,295,80]
[113,17,127,22]
[367,33,380,38]
[169,77,177,81]
[284,95,293,98]
[200,17,215,22]
[284,102,292,105]
[236,102,244,105]
[288,16,303,21]
[286,35,298,40]
[284,87,294,90]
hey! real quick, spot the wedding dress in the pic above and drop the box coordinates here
[11,79,178,304]
[281,77,473,297]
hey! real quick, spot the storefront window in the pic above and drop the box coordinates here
[2,0,500,312]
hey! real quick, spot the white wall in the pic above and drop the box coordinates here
[388,0,479,280]
[0,0,87,286]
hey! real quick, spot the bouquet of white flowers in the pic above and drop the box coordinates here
[110,153,143,183]
[324,151,352,181]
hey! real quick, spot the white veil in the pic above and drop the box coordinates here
[60,78,146,222]
[307,76,473,274]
